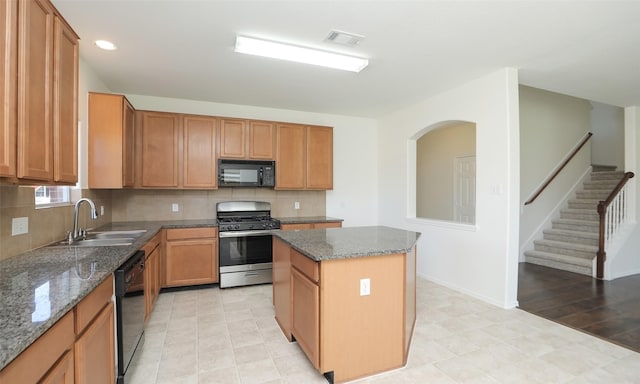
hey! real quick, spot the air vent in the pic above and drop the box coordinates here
[325,30,364,46]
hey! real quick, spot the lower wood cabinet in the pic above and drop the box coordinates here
[143,233,162,321]
[281,221,342,231]
[0,276,115,384]
[291,261,320,369]
[74,276,115,384]
[273,236,292,339]
[164,227,218,287]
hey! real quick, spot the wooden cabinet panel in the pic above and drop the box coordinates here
[17,0,54,181]
[219,119,246,158]
[248,121,275,159]
[0,0,17,177]
[311,222,341,229]
[306,126,333,190]
[0,311,74,383]
[183,115,217,188]
[281,222,341,231]
[52,16,78,183]
[272,237,292,340]
[144,234,161,321]
[291,249,319,283]
[164,227,218,287]
[291,267,320,369]
[74,303,115,384]
[74,276,113,334]
[140,111,180,187]
[275,123,306,189]
[40,349,74,384]
[88,93,136,188]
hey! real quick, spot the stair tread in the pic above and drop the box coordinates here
[534,239,598,252]
[524,250,594,265]
[553,218,599,225]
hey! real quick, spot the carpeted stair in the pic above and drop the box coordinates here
[524,169,624,276]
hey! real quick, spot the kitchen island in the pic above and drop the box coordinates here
[272,226,420,384]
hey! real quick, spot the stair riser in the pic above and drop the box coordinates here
[590,174,624,181]
[524,257,592,276]
[583,182,620,190]
[568,201,599,209]
[552,222,598,233]
[534,244,596,259]
[543,232,599,246]
[576,191,610,199]
[560,211,598,221]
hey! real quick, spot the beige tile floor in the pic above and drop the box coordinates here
[128,278,640,384]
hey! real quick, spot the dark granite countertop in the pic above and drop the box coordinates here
[277,216,343,224]
[0,219,217,371]
[273,226,421,262]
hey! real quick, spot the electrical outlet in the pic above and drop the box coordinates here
[294,201,300,210]
[100,206,105,215]
[172,203,179,212]
[11,217,29,236]
[360,278,370,296]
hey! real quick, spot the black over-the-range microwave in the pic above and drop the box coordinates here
[218,159,276,188]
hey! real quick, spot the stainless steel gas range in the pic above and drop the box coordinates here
[216,201,280,288]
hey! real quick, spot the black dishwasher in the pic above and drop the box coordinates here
[114,250,145,384]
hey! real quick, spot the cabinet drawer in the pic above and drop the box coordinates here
[291,249,319,283]
[142,232,161,256]
[0,311,74,383]
[281,223,313,230]
[75,275,113,334]
[166,227,217,240]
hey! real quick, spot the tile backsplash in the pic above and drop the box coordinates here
[1,184,325,260]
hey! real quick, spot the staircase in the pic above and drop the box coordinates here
[524,169,624,276]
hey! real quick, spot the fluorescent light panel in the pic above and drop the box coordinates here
[234,36,368,73]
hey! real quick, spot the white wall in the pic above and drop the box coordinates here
[591,101,625,170]
[126,95,379,227]
[377,69,520,308]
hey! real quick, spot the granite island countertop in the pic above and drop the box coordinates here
[277,216,343,225]
[0,219,217,371]
[273,225,421,262]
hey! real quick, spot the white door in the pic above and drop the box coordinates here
[454,156,476,224]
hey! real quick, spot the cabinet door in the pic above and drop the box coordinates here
[183,115,217,188]
[52,16,78,183]
[306,126,333,190]
[122,98,135,187]
[0,0,17,177]
[275,123,305,189]
[165,238,218,286]
[272,237,292,340]
[74,303,115,384]
[291,267,320,369]
[248,121,275,159]
[40,349,74,384]
[140,111,180,187]
[17,0,54,181]
[219,119,246,158]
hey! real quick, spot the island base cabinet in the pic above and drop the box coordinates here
[272,237,292,340]
[291,267,320,369]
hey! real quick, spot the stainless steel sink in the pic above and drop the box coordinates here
[48,229,147,247]
[88,230,147,239]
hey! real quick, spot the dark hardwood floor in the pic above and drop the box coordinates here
[518,262,640,353]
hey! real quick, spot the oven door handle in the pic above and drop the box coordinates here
[219,229,278,238]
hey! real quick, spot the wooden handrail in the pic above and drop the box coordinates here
[596,171,635,279]
[524,132,593,205]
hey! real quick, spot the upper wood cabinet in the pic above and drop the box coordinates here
[219,118,275,160]
[183,115,217,188]
[138,111,180,188]
[88,92,136,188]
[0,0,17,177]
[276,124,333,190]
[15,0,78,184]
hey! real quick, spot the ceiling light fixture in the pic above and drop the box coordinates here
[234,36,368,73]
[95,40,117,50]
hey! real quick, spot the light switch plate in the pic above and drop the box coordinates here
[360,278,370,296]
[294,201,300,210]
[172,203,179,212]
[12,217,29,236]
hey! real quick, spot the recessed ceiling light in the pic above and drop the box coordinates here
[234,36,368,73]
[95,40,117,50]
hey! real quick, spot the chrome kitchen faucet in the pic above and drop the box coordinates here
[71,198,99,242]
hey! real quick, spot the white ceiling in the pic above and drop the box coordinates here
[52,0,640,118]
